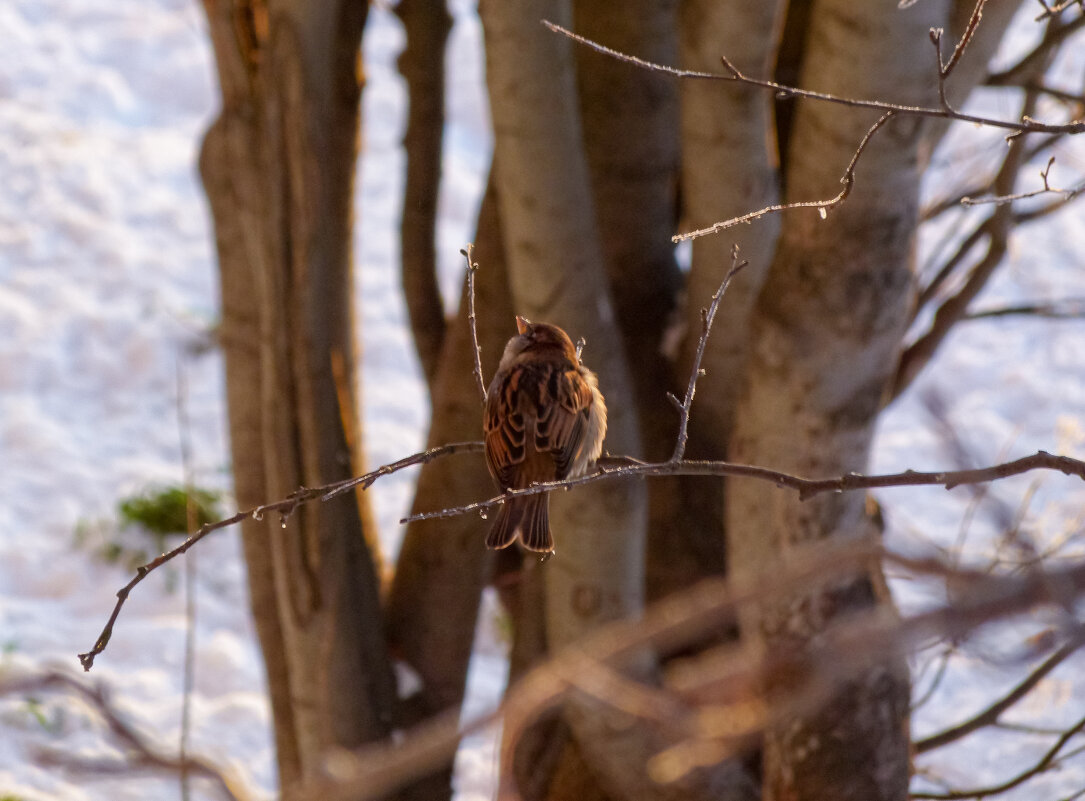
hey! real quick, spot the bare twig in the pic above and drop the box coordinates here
[402,450,1085,526]
[962,157,1084,206]
[963,299,1085,320]
[922,134,1070,221]
[915,627,1085,753]
[910,646,955,712]
[894,82,1041,397]
[462,244,487,402]
[176,358,198,801]
[930,0,989,112]
[1035,0,1084,23]
[670,246,748,460]
[939,0,989,80]
[543,16,1083,241]
[990,12,1085,83]
[78,439,484,670]
[293,539,1085,800]
[915,218,990,311]
[1,670,249,801]
[672,112,895,242]
[913,714,1085,799]
[543,20,1085,137]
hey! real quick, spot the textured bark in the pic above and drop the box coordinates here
[573,0,682,459]
[199,0,396,790]
[385,178,512,801]
[727,2,951,799]
[396,0,452,388]
[654,0,788,601]
[480,0,645,638]
[678,0,784,444]
[480,1,658,798]
[573,0,695,605]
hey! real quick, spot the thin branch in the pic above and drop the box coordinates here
[894,81,1042,397]
[961,156,1084,206]
[915,218,990,311]
[670,246,748,460]
[78,439,484,670]
[921,134,1069,221]
[963,299,1085,320]
[672,112,895,242]
[930,0,989,113]
[910,646,955,712]
[294,539,1085,801]
[176,358,198,801]
[939,0,989,80]
[1,670,249,801]
[990,12,1085,85]
[461,244,487,402]
[402,449,1085,526]
[543,20,1085,136]
[915,627,1085,753]
[912,714,1085,799]
[1035,0,1085,25]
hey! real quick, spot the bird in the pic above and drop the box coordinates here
[483,316,607,553]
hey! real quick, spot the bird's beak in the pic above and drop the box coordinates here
[515,315,531,335]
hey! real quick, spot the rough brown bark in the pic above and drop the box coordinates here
[199,0,395,790]
[396,0,452,388]
[727,2,951,799]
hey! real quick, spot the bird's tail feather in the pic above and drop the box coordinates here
[486,495,552,552]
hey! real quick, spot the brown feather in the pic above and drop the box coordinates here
[483,319,606,552]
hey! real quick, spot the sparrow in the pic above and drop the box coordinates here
[483,316,607,553]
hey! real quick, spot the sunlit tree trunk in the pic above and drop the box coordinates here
[480,1,656,797]
[727,2,949,798]
[650,0,789,601]
[396,0,452,389]
[386,178,513,801]
[198,1,395,792]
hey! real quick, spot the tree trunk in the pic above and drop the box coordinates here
[479,1,659,798]
[385,177,513,800]
[648,0,789,603]
[396,0,452,389]
[727,2,950,799]
[199,0,396,791]
[724,1,972,798]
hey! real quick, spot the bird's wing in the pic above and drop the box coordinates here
[534,366,593,479]
[484,371,526,491]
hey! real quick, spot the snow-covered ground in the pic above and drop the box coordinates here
[0,2,1082,800]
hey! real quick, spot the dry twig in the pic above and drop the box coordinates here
[78,439,484,670]
[916,627,1085,753]
[462,244,488,402]
[292,538,1085,801]
[0,670,249,801]
[402,450,1085,527]
[913,713,1085,799]
[542,18,1084,243]
[962,157,1084,206]
[542,20,1085,137]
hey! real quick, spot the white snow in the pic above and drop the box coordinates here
[0,1,1082,800]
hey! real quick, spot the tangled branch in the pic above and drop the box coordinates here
[0,670,249,801]
[290,536,1085,801]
